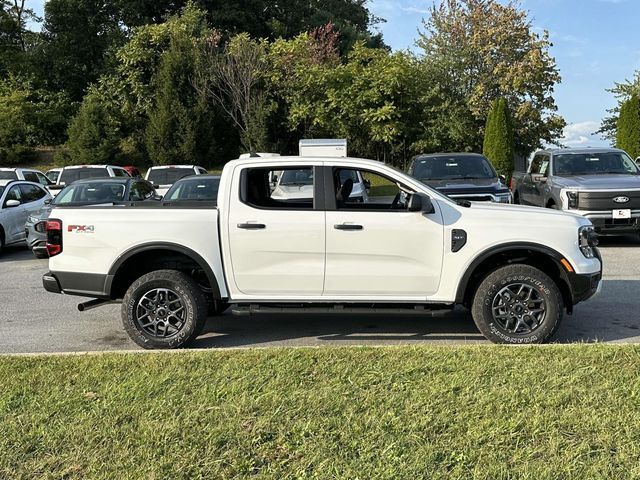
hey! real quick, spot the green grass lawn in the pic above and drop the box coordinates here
[2,346,640,479]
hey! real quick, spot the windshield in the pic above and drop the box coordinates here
[278,169,314,186]
[59,168,110,184]
[54,182,126,205]
[0,171,17,180]
[412,155,497,181]
[165,177,220,201]
[147,168,194,185]
[553,152,639,175]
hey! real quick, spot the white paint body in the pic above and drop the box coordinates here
[50,157,601,304]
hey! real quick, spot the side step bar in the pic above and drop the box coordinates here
[232,304,454,316]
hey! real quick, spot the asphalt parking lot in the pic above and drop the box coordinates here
[1,237,640,353]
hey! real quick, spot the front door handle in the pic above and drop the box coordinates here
[334,223,363,231]
[237,223,266,229]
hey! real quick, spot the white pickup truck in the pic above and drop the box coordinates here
[42,156,602,348]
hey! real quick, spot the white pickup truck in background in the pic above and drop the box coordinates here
[42,156,602,347]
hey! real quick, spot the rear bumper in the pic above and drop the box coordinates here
[42,271,112,298]
[42,272,62,294]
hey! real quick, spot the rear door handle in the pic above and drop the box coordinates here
[237,223,266,229]
[334,224,363,231]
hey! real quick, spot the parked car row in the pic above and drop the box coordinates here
[0,165,216,257]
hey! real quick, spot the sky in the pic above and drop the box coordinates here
[28,0,640,148]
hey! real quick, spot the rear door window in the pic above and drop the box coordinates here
[147,168,195,185]
[0,171,17,180]
[60,168,110,184]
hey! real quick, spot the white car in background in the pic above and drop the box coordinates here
[0,168,53,188]
[0,180,52,250]
[45,168,62,184]
[145,165,208,197]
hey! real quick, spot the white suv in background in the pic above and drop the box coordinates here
[50,165,131,196]
[0,168,53,188]
[145,165,208,196]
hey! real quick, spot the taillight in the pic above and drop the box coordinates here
[45,219,63,257]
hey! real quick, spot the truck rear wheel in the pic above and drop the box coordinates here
[122,269,208,349]
[471,264,563,344]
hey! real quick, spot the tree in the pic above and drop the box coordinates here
[483,98,514,177]
[269,35,429,166]
[194,33,273,153]
[616,94,640,159]
[145,33,215,165]
[0,0,40,74]
[599,71,640,144]
[64,92,121,164]
[37,0,124,101]
[417,0,564,155]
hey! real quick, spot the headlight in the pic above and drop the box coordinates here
[579,225,598,258]
[563,189,579,209]
[494,193,512,203]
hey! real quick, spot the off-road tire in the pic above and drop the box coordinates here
[471,264,563,344]
[122,269,208,349]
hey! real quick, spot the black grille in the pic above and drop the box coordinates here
[578,191,640,210]
[451,195,493,202]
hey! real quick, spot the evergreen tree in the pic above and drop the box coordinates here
[145,33,214,166]
[616,94,640,159]
[483,97,514,178]
[64,92,120,165]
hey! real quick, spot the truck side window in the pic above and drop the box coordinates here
[241,166,314,210]
[530,155,543,174]
[333,168,410,210]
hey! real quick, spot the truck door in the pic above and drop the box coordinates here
[323,166,444,298]
[522,154,547,206]
[227,164,326,296]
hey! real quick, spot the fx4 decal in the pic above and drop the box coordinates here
[68,225,95,233]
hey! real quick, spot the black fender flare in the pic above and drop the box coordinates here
[106,242,222,299]
[455,242,573,304]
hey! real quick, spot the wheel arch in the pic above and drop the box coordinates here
[106,242,223,301]
[455,242,574,313]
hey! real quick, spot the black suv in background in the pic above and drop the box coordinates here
[407,153,512,203]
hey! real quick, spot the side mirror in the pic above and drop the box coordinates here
[499,174,507,184]
[408,193,434,213]
[44,198,52,205]
[5,199,20,208]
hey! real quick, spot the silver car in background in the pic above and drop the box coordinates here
[0,180,52,250]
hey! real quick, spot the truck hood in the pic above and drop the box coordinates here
[553,174,640,190]
[464,200,590,224]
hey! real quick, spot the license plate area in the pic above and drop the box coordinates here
[612,209,631,219]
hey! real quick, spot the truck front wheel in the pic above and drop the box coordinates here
[471,264,563,344]
[122,269,208,349]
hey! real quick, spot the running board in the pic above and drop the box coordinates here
[231,304,454,316]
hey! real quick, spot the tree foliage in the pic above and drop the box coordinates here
[483,98,514,177]
[616,94,640,159]
[417,0,565,156]
[64,91,121,165]
[599,71,640,144]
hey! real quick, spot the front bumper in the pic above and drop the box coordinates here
[571,210,640,234]
[567,248,603,305]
